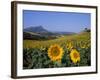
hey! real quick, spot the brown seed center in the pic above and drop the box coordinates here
[73,53,79,59]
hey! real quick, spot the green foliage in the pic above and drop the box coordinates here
[23,47,91,69]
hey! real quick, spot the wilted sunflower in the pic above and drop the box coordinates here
[70,49,80,64]
[48,44,64,62]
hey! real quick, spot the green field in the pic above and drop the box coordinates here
[24,32,90,48]
[23,32,91,69]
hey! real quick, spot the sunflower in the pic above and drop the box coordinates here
[40,46,46,51]
[70,49,80,64]
[80,44,86,48]
[66,42,73,51]
[48,44,64,62]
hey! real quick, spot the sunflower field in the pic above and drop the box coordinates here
[23,32,91,69]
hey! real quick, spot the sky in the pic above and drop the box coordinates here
[23,10,91,33]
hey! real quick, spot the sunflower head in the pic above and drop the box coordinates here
[80,44,86,48]
[70,49,80,64]
[66,42,73,51]
[48,44,64,62]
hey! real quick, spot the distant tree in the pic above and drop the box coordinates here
[84,28,90,32]
[85,28,88,31]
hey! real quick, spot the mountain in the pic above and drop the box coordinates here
[24,26,49,33]
[23,26,76,40]
[24,26,75,35]
[24,26,59,37]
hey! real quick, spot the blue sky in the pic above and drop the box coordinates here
[23,10,91,33]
